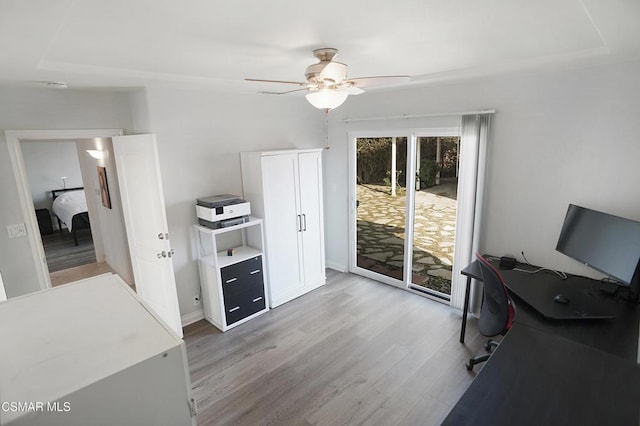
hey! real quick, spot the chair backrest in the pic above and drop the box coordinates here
[476,253,514,337]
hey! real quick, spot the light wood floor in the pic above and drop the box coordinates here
[184,269,485,425]
[42,229,96,272]
[50,262,115,287]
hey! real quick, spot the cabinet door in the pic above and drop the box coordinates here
[297,151,326,286]
[262,154,304,302]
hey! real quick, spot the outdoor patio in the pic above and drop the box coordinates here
[356,178,457,295]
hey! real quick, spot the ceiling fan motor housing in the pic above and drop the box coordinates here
[305,48,347,85]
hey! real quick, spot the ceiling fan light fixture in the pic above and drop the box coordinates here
[305,90,348,110]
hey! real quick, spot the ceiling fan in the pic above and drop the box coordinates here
[245,48,410,111]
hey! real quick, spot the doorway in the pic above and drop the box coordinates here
[20,139,105,286]
[6,129,128,290]
[350,129,461,302]
[7,130,184,337]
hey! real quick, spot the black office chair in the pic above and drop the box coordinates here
[466,253,516,371]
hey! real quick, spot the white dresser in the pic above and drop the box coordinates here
[0,274,196,426]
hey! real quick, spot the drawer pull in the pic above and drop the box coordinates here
[228,306,240,312]
[252,297,263,303]
[225,277,238,283]
[250,269,261,275]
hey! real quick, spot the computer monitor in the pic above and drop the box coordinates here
[556,204,640,301]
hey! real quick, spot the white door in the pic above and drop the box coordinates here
[297,152,326,286]
[262,154,304,304]
[112,134,183,337]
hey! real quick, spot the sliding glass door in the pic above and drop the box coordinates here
[351,130,460,300]
[355,136,408,285]
[409,135,460,300]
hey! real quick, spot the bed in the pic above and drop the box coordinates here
[51,187,91,246]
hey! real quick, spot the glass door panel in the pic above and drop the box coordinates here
[355,137,407,283]
[410,136,460,298]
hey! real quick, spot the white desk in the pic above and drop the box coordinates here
[0,274,195,426]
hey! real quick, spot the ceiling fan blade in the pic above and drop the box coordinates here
[318,62,347,83]
[346,75,411,88]
[337,85,365,95]
[245,78,306,86]
[258,88,308,95]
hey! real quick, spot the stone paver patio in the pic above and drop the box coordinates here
[356,179,457,295]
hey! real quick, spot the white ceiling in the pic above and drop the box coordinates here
[1,0,639,93]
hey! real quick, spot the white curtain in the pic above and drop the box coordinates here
[450,114,491,313]
[0,271,6,302]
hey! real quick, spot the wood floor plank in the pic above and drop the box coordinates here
[184,269,484,425]
[42,229,95,272]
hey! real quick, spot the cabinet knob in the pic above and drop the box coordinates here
[157,251,167,258]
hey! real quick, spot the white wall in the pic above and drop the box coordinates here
[22,140,83,213]
[0,87,133,298]
[325,60,640,280]
[76,138,134,284]
[131,87,324,320]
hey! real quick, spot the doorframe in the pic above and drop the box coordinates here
[348,127,462,304]
[6,129,124,291]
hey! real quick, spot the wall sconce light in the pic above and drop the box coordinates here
[86,149,104,160]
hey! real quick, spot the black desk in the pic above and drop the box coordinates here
[501,267,615,320]
[459,259,639,360]
[449,259,640,424]
[444,322,640,426]
[459,260,482,343]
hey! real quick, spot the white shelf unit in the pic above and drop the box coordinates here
[194,217,269,331]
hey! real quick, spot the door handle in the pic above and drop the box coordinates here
[167,249,175,258]
[297,215,302,232]
[302,214,307,231]
[157,251,167,258]
[158,232,169,240]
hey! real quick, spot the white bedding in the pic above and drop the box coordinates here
[52,190,88,231]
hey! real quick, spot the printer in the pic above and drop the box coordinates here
[196,194,251,229]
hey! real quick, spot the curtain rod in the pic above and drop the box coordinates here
[342,109,496,124]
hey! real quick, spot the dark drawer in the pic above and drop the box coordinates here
[224,285,266,325]
[221,256,263,296]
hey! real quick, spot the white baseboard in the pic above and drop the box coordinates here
[181,309,205,327]
[326,261,348,273]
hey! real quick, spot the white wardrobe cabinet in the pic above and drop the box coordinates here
[241,149,326,308]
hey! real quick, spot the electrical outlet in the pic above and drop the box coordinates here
[7,224,27,239]
[193,296,200,306]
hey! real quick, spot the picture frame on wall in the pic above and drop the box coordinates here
[97,166,112,209]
